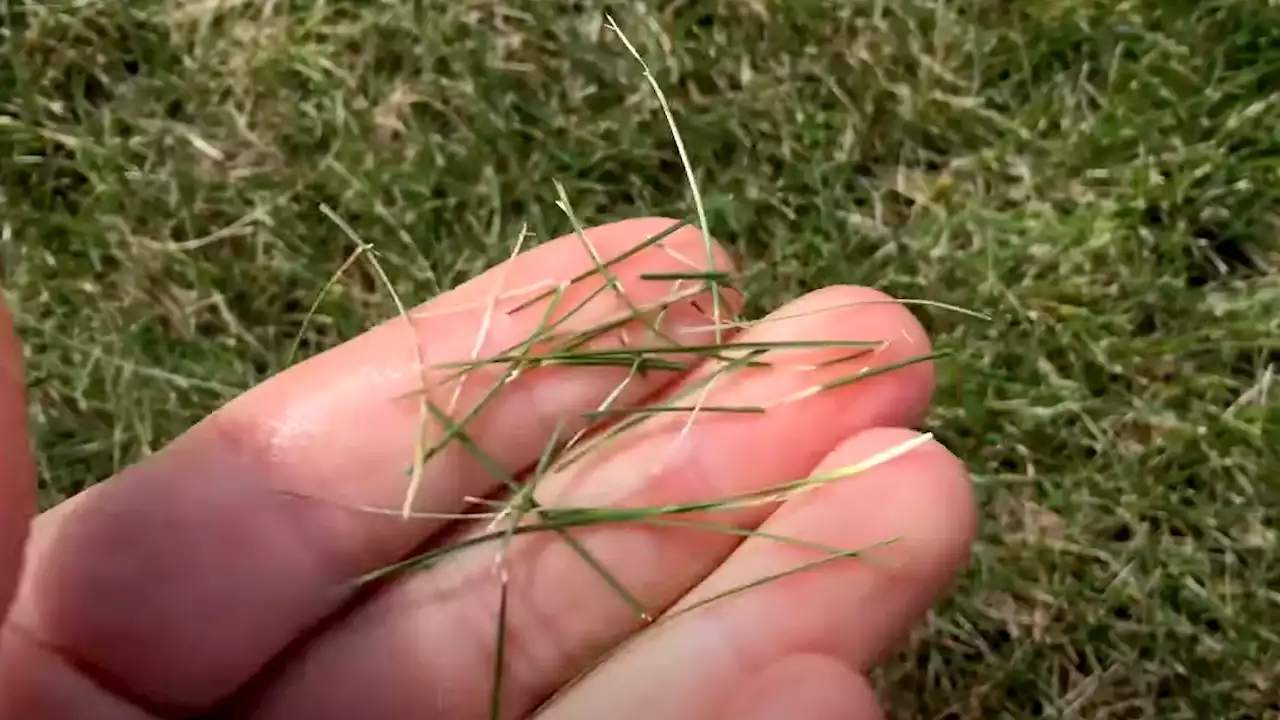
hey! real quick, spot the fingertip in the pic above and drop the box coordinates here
[601,216,739,275]
[507,428,968,719]
[823,426,977,575]
[799,426,976,668]
[581,216,743,310]
[779,285,937,427]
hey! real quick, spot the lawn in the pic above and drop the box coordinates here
[2,0,1278,717]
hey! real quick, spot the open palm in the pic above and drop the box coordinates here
[0,217,975,719]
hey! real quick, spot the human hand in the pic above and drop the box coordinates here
[0,217,976,719]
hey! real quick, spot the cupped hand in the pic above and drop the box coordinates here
[0,218,976,719]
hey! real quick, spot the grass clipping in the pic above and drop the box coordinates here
[291,17,975,719]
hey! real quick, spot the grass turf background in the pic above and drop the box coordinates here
[2,1,1277,717]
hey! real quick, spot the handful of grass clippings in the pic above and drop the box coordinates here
[293,17,980,719]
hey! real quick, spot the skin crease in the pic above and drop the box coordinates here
[0,217,976,719]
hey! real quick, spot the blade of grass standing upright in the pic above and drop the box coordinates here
[317,203,445,522]
[604,15,731,346]
[282,240,371,370]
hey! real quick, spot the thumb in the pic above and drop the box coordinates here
[0,297,34,620]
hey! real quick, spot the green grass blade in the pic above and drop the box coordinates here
[661,538,900,623]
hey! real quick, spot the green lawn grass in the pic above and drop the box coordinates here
[3,1,1278,717]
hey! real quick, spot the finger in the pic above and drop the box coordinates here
[0,298,35,620]
[717,654,884,720]
[539,428,975,718]
[241,285,937,720]
[0,624,157,720]
[5,217,737,714]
